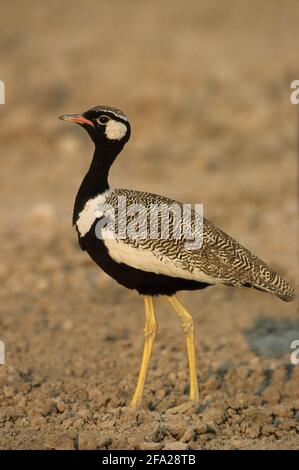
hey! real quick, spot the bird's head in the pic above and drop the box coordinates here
[59,105,131,146]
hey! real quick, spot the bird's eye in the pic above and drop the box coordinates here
[97,115,110,125]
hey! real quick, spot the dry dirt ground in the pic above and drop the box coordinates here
[0,0,298,450]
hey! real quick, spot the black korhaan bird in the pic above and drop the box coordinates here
[59,105,295,409]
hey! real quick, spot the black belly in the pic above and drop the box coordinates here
[79,223,211,296]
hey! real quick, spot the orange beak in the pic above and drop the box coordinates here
[58,114,94,127]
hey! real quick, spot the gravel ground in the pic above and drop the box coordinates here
[0,0,298,450]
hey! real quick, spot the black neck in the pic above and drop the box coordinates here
[73,140,124,224]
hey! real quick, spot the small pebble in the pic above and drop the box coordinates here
[163,441,188,450]
[56,400,66,413]
[139,441,164,450]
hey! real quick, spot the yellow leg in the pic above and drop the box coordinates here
[130,296,157,409]
[165,295,199,403]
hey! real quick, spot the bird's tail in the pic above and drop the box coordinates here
[248,263,295,302]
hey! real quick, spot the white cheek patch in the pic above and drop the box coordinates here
[105,119,127,140]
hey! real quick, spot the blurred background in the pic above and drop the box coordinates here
[0,0,298,450]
